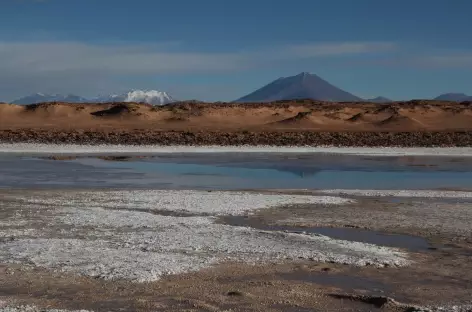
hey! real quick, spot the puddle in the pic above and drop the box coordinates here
[279,271,390,295]
[221,216,431,251]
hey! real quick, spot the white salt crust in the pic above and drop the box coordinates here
[2,143,472,157]
[0,190,409,282]
[411,305,472,312]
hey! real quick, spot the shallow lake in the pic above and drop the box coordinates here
[1,152,472,190]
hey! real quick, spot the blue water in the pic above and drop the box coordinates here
[223,216,431,251]
[92,159,472,190]
[1,153,472,190]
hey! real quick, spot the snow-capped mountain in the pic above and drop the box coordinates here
[12,93,88,105]
[10,90,177,105]
[95,90,176,105]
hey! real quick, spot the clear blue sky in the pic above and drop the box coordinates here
[1,0,471,101]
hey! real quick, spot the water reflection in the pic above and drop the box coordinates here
[1,153,472,190]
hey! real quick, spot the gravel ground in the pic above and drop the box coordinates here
[1,304,471,312]
[320,189,472,198]
[269,190,472,241]
[0,306,91,312]
[2,130,472,147]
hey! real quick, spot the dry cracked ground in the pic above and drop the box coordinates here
[1,189,472,312]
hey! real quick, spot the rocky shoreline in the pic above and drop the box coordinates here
[1,129,472,146]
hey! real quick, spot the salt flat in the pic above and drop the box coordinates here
[2,143,472,156]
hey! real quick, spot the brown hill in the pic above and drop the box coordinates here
[1,100,472,132]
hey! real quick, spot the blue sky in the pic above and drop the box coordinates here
[1,0,471,101]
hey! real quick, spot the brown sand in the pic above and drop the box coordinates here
[1,100,472,145]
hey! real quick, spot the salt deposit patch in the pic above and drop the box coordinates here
[16,190,352,215]
[0,190,409,282]
[114,224,409,267]
[59,206,213,229]
[0,238,217,283]
[0,230,408,282]
[320,189,472,198]
[2,143,472,157]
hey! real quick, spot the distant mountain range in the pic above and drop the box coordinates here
[433,93,472,102]
[235,72,472,103]
[7,75,472,105]
[11,90,177,105]
[11,93,89,105]
[367,96,392,103]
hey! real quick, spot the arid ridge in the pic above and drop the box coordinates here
[1,100,472,146]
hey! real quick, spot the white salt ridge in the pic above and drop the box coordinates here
[0,306,92,312]
[17,190,353,216]
[320,189,472,198]
[2,143,472,156]
[116,224,409,266]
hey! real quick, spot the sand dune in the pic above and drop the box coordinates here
[273,111,314,126]
[1,100,472,132]
[377,114,422,129]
